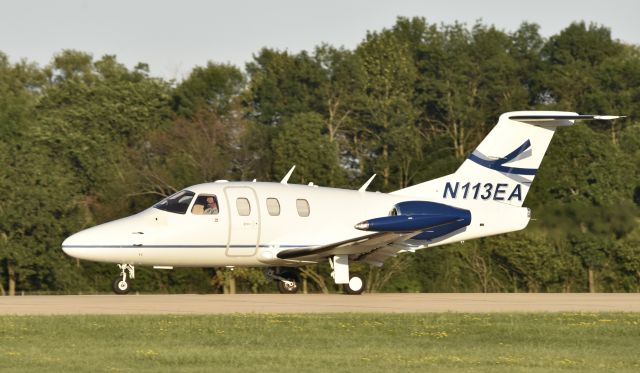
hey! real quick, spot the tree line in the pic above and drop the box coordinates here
[1,18,639,295]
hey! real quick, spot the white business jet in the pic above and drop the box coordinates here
[62,111,622,295]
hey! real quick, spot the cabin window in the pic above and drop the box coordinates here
[153,190,195,215]
[266,198,280,216]
[296,199,310,217]
[236,198,251,216]
[191,194,219,215]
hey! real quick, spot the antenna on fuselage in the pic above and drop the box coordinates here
[280,165,296,184]
[358,174,377,192]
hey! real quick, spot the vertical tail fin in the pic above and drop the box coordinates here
[393,111,622,207]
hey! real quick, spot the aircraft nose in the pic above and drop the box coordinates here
[61,225,116,260]
[61,214,151,263]
[61,231,89,259]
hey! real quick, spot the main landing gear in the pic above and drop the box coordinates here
[343,274,366,295]
[265,261,367,295]
[112,264,135,295]
[330,255,366,295]
[264,268,300,294]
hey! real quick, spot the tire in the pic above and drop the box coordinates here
[277,271,300,294]
[112,277,131,295]
[344,274,366,295]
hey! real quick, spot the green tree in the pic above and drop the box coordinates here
[245,49,325,126]
[272,112,342,186]
[537,22,640,142]
[528,125,637,292]
[173,62,245,117]
[0,52,85,295]
[354,28,420,189]
[36,51,172,217]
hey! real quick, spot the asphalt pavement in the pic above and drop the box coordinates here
[1,293,639,314]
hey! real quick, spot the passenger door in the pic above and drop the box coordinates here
[224,186,260,256]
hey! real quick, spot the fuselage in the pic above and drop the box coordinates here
[62,180,530,267]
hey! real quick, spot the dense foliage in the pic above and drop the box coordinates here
[1,19,639,294]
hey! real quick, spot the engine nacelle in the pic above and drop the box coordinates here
[355,200,471,240]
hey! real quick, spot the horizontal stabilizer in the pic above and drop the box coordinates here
[509,114,624,122]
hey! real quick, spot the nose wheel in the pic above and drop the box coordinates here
[112,264,135,295]
[264,268,301,294]
[112,277,130,294]
[277,271,300,294]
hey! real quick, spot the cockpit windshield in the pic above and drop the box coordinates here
[153,190,195,214]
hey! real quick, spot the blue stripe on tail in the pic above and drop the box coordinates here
[468,140,538,176]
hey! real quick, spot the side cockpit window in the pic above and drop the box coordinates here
[191,194,219,215]
[153,190,195,214]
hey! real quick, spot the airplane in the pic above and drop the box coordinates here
[61,111,623,295]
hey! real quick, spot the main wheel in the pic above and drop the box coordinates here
[277,271,300,294]
[344,274,366,295]
[112,277,131,295]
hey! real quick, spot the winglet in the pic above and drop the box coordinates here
[358,174,376,192]
[280,165,296,184]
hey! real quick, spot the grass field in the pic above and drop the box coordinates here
[1,313,639,372]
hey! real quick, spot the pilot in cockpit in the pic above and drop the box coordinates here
[204,196,219,215]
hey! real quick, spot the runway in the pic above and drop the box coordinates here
[1,293,640,315]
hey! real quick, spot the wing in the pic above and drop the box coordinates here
[277,201,471,266]
[276,231,422,266]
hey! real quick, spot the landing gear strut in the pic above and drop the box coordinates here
[112,264,135,295]
[330,256,366,295]
[264,268,300,294]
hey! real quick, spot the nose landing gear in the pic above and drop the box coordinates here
[112,264,135,295]
[264,268,300,294]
